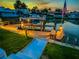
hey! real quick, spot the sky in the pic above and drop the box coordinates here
[0,0,79,11]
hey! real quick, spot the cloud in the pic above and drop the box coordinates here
[0,0,79,11]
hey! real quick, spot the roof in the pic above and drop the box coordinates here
[29,14,46,21]
[1,13,18,17]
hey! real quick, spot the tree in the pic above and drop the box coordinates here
[21,3,27,9]
[48,8,51,12]
[41,8,48,15]
[31,6,38,14]
[42,20,46,31]
[14,0,22,9]
[14,0,29,17]
[55,9,62,13]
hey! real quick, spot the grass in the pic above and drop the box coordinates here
[43,43,79,59]
[0,28,32,55]
[0,28,79,59]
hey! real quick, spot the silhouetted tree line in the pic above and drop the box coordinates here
[14,0,67,19]
[14,0,27,9]
[14,0,52,16]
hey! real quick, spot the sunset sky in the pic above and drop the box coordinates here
[0,0,79,11]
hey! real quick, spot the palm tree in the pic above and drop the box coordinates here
[14,0,22,9]
[21,3,27,9]
[31,6,38,14]
[14,0,29,17]
[41,8,48,15]
[48,8,51,12]
[14,0,22,17]
[42,20,46,31]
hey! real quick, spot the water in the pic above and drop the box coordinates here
[46,22,79,38]
[46,21,79,46]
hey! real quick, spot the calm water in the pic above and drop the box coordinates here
[46,21,79,45]
[32,19,79,45]
[46,21,79,39]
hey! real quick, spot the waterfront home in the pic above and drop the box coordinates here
[0,7,18,18]
[0,6,30,24]
[0,7,19,24]
[68,11,79,19]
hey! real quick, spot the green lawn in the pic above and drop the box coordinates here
[0,28,32,55]
[0,28,79,59]
[43,43,79,59]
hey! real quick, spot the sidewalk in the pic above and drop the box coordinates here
[1,25,79,50]
[0,25,50,38]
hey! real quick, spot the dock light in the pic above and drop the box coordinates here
[27,18,30,23]
[19,17,22,21]
[56,25,64,40]
[21,22,24,27]
[21,23,24,27]
[59,25,63,31]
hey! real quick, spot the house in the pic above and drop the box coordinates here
[68,11,79,19]
[0,6,30,24]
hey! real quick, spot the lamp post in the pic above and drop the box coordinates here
[53,15,57,40]
[25,27,27,37]
[19,17,22,28]
[25,18,30,37]
[27,18,30,29]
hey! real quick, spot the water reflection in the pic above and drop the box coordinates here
[58,22,79,39]
[46,21,79,46]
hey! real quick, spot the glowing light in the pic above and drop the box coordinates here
[27,18,30,23]
[21,22,24,27]
[59,26,64,31]
[51,29,56,35]
[56,26,64,40]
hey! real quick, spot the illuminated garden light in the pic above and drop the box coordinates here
[27,18,30,23]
